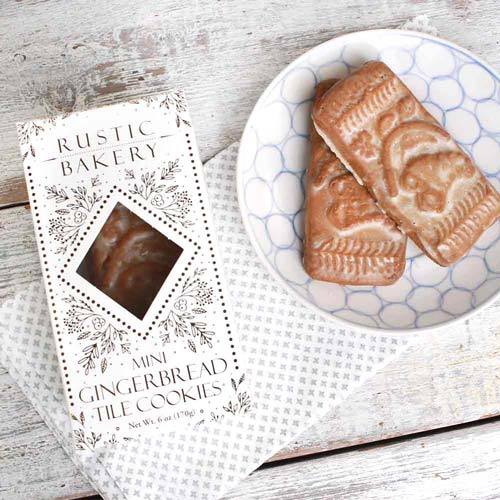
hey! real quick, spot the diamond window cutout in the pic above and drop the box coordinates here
[77,202,183,319]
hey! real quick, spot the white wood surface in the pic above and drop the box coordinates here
[225,419,500,499]
[0,0,499,207]
[0,367,94,500]
[0,0,499,499]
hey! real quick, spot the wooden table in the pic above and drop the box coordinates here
[1,1,499,498]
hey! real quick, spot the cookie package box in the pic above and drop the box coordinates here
[17,91,251,450]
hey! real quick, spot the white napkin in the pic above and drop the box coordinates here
[0,142,412,499]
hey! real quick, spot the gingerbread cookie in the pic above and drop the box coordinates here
[304,80,407,285]
[79,203,183,318]
[313,62,500,266]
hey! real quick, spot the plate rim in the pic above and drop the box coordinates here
[236,28,500,335]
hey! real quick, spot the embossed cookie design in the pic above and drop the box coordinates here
[304,80,407,286]
[327,174,386,229]
[400,152,475,212]
[313,61,500,266]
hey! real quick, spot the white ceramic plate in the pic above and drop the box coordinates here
[237,29,500,332]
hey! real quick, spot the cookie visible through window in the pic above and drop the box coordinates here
[77,203,183,319]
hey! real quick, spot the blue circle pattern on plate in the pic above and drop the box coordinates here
[241,32,500,330]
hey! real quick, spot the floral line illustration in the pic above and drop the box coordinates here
[71,411,130,450]
[46,178,101,254]
[222,374,252,415]
[63,295,130,375]
[132,91,191,128]
[160,90,192,128]
[71,411,102,451]
[195,375,252,427]
[159,267,214,352]
[127,160,193,228]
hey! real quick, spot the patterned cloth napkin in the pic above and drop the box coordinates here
[0,143,413,499]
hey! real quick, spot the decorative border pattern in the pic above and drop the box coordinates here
[58,184,200,347]
[25,161,76,404]
[184,128,240,371]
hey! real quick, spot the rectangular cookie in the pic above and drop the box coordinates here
[313,61,500,266]
[304,79,407,285]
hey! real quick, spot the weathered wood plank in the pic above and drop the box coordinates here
[0,0,499,206]
[225,418,500,499]
[64,420,500,499]
[0,368,94,500]
[0,205,39,301]
[275,315,500,461]
[0,178,28,210]
[0,203,499,498]
[2,360,500,500]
